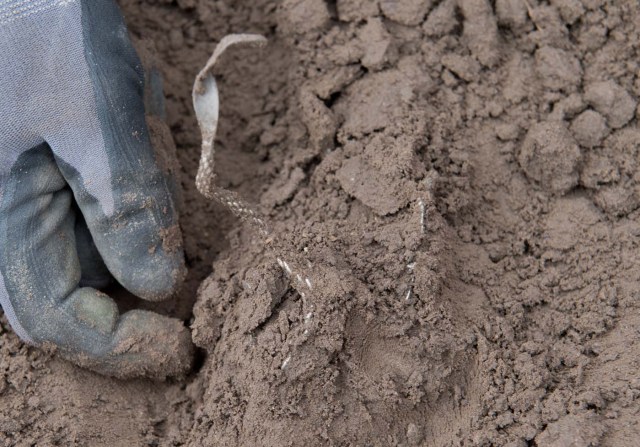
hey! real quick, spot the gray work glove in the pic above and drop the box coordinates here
[0,0,193,379]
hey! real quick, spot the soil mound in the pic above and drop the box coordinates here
[1,0,639,446]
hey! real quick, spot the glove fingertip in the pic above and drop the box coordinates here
[119,249,186,303]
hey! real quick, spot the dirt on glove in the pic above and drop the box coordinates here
[1,0,640,445]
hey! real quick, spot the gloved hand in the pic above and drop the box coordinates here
[0,0,193,379]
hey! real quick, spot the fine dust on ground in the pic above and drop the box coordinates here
[1,0,640,445]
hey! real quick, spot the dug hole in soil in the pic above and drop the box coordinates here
[1,0,640,445]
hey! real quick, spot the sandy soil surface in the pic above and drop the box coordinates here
[1,0,640,445]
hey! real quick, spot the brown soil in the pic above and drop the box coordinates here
[1,0,640,445]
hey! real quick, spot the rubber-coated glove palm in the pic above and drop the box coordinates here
[0,0,193,379]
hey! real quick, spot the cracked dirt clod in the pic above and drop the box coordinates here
[535,46,583,91]
[570,109,608,148]
[357,17,396,71]
[336,155,412,216]
[584,80,637,129]
[336,0,380,21]
[380,0,434,26]
[458,0,501,67]
[518,121,582,194]
[280,0,331,34]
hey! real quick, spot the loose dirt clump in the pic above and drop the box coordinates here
[1,0,639,446]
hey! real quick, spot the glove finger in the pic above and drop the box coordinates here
[44,0,185,302]
[0,144,193,379]
[75,212,113,289]
[136,37,184,212]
